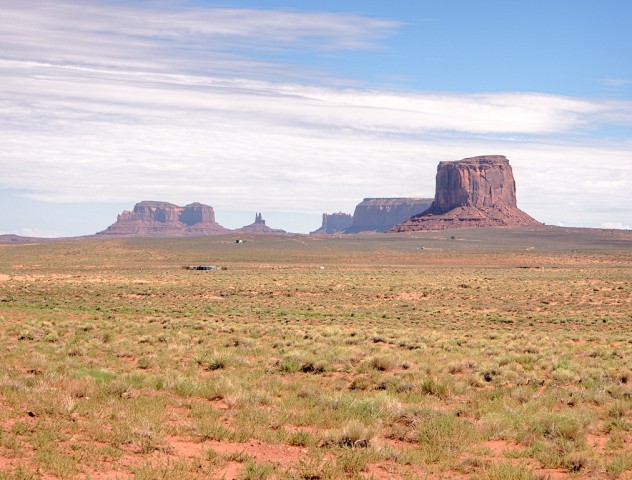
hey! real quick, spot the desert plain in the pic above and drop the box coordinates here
[0,226,630,479]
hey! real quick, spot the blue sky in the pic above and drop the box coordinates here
[1,0,631,235]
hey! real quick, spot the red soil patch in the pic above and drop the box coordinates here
[167,438,208,458]
[203,439,306,466]
[165,436,307,466]
[80,471,133,480]
[214,461,242,480]
[210,399,231,410]
[587,433,608,452]
[0,455,19,470]
[365,459,428,479]
[535,467,571,479]
[482,439,523,455]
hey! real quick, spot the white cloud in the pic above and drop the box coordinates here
[0,2,398,79]
[0,1,631,233]
[600,222,631,230]
[0,227,68,238]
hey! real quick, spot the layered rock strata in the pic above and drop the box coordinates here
[344,198,433,233]
[310,212,353,235]
[391,155,540,231]
[97,201,230,236]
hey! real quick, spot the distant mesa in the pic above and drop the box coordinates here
[235,213,287,235]
[391,155,541,231]
[97,201,230,236]
[0,234,53,244]
[310,212,353,235]
[311,198,434,235]
[345,198,434,233]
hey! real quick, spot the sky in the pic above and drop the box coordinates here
[1,0,631,236]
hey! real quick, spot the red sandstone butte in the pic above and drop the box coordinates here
[97,201,230,236]
[390,155,540,231]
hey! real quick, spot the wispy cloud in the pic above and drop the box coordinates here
[0,1,631,232]
[0,2,398,79]
[598,77,632,88]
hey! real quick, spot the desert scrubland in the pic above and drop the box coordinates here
[0,227,630,479]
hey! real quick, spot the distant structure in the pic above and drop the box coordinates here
[310,198,433,235]
[235,213,287,235]
[97,201,230,236]
[391,155,541,231]
[344,198,434,233]
[182,265,221,271]
[310,212,353,235]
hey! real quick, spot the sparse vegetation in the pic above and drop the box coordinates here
[0,230,630,478]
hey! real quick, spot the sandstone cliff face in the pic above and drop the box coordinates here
[310,212,353,235]
[179,202,216,225]
[97,201,230,236]
[434,155,516,212]
[345,198,433,233]
[235,213,287,235]
[391,156,540,231]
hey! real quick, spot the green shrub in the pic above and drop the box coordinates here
[206,351,232,370]
[419,377,450,399]
[325,420,376,448]
[336,448,370,474]
[287,430,312,447]
[241,460,274,480]
[526,412,587,442]
[606,453,632,475]
[416,414,477,463]
[473,462,537,480]
[367,355,396,372]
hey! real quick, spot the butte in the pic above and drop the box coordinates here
[391,155,540,231]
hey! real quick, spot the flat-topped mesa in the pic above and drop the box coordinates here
[310,212,353,235]
[97,201,230,236]
[128,201,181,223]
[390,156,540,231]
[345,197,433,233]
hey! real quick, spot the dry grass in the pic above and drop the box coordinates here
[0,227,630,479]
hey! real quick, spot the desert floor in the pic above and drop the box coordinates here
[0,226,630,479]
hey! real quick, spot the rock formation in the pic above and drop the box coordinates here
[344,198,433,233]
[310,212,353,235]
[0,234,52,244]
[97,201,230,236]
[390,155,540,231]
[235,213,287,235]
